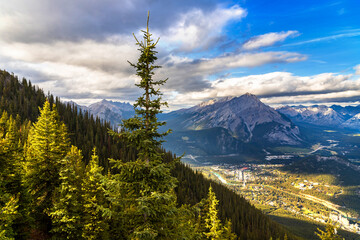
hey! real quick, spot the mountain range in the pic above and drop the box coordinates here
[68,99,134,128]
[76,94,360,157]
[164,93,302,144]
[159,93,303,157]
[277,105,360,129]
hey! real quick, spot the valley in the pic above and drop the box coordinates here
[193,163,360,233]
[183,131,360,238]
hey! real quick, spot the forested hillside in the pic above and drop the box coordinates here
[0,68,299,239]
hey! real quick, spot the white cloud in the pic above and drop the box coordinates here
[0,37,142,100]
[243,31,299,50]
[168,70,360,109]
[157,51,306,93]
[354,64,360,75]
[0,36,137,74]
[261,91,360,106]
[163,5,247,51]
[1,33,306,99]
[285,31,360,47]
[0,0,226,43]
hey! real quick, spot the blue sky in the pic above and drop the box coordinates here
[0,0,359,109]
[241,0,360,75]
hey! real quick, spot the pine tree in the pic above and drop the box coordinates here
[82,149,109,240]
[24,100,70,232]
[107,12,179,239]
[223,219,237,240]
[0,111,25,239]
[0,196,18,240]
[315,222,343,240]
[0,112,22,195]
[204,185,223,239]
[50,146,85,240]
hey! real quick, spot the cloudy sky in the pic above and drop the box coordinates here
[0,0,359,109]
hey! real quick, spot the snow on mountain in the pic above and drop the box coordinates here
[342,113,360,130]
[165,93,302,145]
[277,105,345,126]
[331,105,360,120]
[87,99,134,127]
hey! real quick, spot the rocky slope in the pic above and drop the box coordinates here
[342,113,360,129]
[277,105,345,127]
[277,105,360,130]
[87,99,134,127]
[164,93,303,146]
[331,105,360,120]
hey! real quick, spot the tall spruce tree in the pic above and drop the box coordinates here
[82,149,109,240]
[108,12,179,239]
[24,100,70,232]
[50,146,85,240]
[0,111,20,240]
[204,185,223,240]
[0,111,32,240]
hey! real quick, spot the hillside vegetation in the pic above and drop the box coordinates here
[0,45,296,240]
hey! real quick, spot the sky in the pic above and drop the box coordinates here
[0,0,359,110]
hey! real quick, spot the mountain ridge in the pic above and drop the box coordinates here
[164,93,303,146]
[277,104,360,130]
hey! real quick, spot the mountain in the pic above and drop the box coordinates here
[342,113,360,129]
[277,105,345,127]
[63,99,135,128]
[82,94,303,158]
[87,99,134,127]
[166,93,302,145]
[161,93,303,157]
[277,105,360,130]
[331,105,360,120]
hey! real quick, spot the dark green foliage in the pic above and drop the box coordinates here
[81,149,109,240]
[107,13,180,239]
[0,112,20,239]
[0,196,18,240]
[0,69,125,169]
[50,146,85,240]
[24,100,70,232]
[0,111,30,239]
[119,11,170,163]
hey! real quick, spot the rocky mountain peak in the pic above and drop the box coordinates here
[87,99,135,128]
[342,113,360,129]
[198,96,234,108]
[243,92,258,98]
[168,93,302,145]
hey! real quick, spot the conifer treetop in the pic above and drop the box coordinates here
[120,11,171,164]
